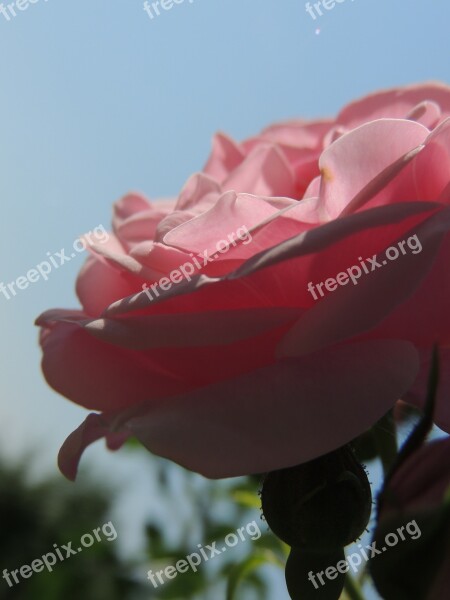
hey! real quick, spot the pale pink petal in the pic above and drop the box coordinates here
[337,82,450,129]
[76,255,139,316]
[112,192,152,228]
[87,241,161,281]
[174,173,222,213]
[114,209,169,247]
[112,193,174,248]
[318,119,429,219]
[303,175,322,200]
[339,119,450,216]
[255,118,333,149]
[413,119,450,200]
[162,190,280,254]
[154,210,197,242]
[222,144,296,197]
[406,100,441,128]
[203,132,245,181]
[323,126,348,147]
[130,241,191,276]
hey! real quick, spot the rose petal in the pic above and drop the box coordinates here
[222,144,296,197]
[203,132,245,181]
[277,207,450,358]
[71,307,303,349]
[318,119,429,219]
[126,340,419,477]
[338,82,450,129]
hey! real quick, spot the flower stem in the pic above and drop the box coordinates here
[372,410,398,477]
[344,574,366,600]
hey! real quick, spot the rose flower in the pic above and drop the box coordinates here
[36,82,450,480]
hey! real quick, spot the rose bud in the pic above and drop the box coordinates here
[261,445,372,552]
[285,547,346,600]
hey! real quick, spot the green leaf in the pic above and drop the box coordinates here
[231,489,262,510]
[226,549,283,600]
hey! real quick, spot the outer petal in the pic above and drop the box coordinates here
[126,340,419,478]
[257,119,334,149]
[58,413,126,481]
[57,340,418,480]
[337,82,450,129]
[37,320,189,411]
[43,307,302,350]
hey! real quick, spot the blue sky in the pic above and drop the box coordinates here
[0,0,448,594]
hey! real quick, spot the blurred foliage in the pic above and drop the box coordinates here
[0,443,286,600]
[0,457,146,600]
[123,443,286,600]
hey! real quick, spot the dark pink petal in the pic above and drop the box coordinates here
[126,340,419,477]
[277,207,450,358]
[58,413,111,481]
[38,321,189,411]
[65,307,303,350]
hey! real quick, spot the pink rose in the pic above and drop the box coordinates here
[36,82,450,480]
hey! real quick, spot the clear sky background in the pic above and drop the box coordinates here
[0,0,448,595]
